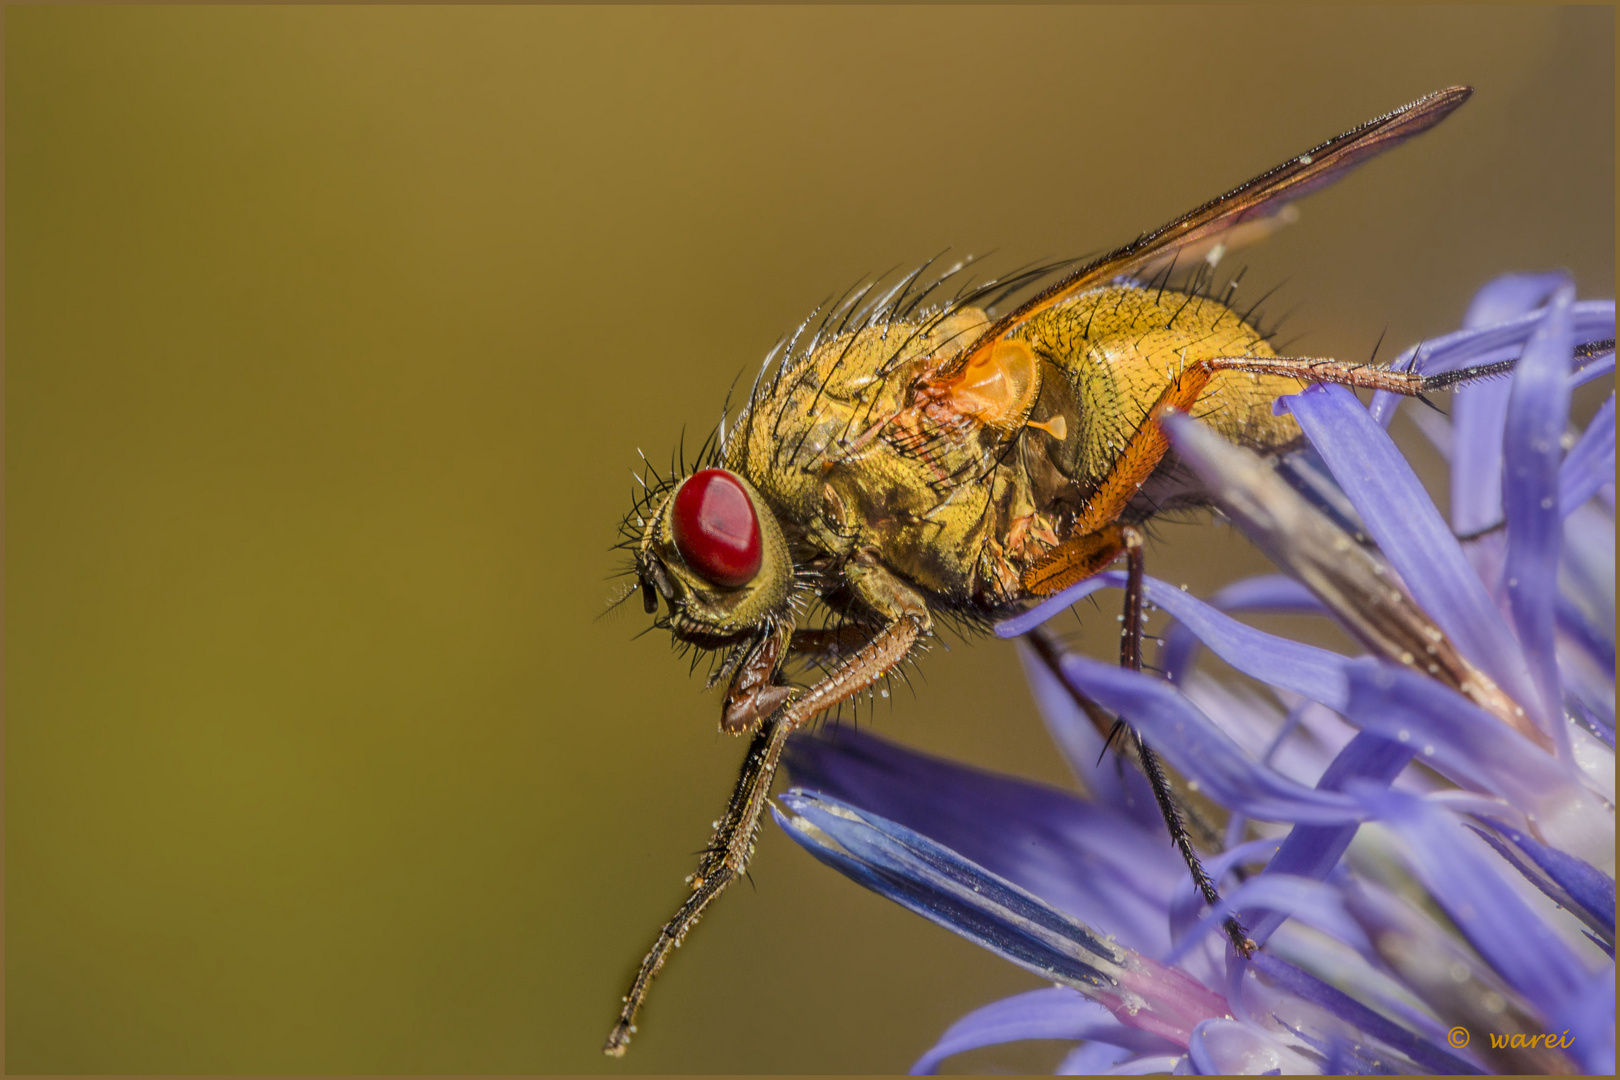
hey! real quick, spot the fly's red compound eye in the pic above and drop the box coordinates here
[670,469,763,588]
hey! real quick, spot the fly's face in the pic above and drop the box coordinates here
[634,467,798,731]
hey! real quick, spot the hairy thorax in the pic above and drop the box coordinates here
[726,283,1302,617]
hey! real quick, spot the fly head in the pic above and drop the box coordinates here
[633,467,798,732]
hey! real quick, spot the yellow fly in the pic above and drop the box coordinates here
[607,86,1473,1056]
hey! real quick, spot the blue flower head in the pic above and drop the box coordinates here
[776,275,1616,1074]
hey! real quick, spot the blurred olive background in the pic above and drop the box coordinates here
[7,6,1613,1074]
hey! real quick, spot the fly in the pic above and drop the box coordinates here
[604,86,1507,1056]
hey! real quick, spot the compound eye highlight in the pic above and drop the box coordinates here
[670,469,763,588]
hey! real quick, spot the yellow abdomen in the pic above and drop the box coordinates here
[1016,283,1302,498]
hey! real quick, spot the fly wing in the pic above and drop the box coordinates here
[941,86,1472,377]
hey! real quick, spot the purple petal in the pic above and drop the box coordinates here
[1166,874,1371,965]
[1019,643,1161,826]
[1337,658,1569,810]
[783,728,1181,954]
[1555,966,1616,1075]
[1470,817,1615,945]
[1285,383,1544,720]
[1102,1054,1184,1074]
[1559,505,1616,713]
[1004,569,1354,712]
[1367,293,1613,520]
[1186,1018,1318,1075]
[996,574,1114,637]
[1055,1040,1133,1073]
[774,790,1124,986]
[1180,681,1325,790]
[774,789,1231,1046]
[1464,272,1574,329]
[1407,403,1454,459]
[1362,279,1611,429]
[1341,875,1554,1067]
[1558,590,1616,682]
[1157,574,1328,689]
[1274,445,1375,542]
[909,989,1175,1075]
[1366,267,1563,433]
[1247,952,1485,1074]
[1502,285,1577,734]
[1133,574,1350,710]
[1058,656,1363,824]
[1561,393,1615,518]
[1351,786,1593,1018]
[1244,732,1412,945]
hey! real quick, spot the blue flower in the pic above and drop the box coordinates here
[776,275,1616,1074]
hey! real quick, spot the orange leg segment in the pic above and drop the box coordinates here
[1020,365,1215,596]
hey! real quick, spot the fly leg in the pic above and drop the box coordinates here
[1007,356,1256,954]
[1024,529,1253,958]
[1021,362,1217,596]
[790,623,884,672]
[1115,528,1253,956]
[1199,337,1615,399]
[604,615,923,1057]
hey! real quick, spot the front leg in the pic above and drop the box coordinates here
[721,546,931,733]
[844,548,933,631]
[720,620,794,734]
[604,613,925,1057]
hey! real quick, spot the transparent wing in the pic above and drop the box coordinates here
[942,86,1472,377]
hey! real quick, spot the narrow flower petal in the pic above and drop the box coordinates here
[1247,952,1485,1074]
[774,790,1232,1046]
[1285,384,1543,719]
[1452,373,1511,536]
[1019,643,1161,825]
[1187,1018,1320,1075]
[1407,402,1454,459]
[1363,290,1614,427]
[1059,655,1363,824]
[1502,286,1577,734]
[996,573,1114,637]
[1004,570,1352,711]
[1468,817,1615,947]
[1130,579,1346,707]
[1559,589,1617,681]
[1342,658,1614,877]
[1342,876,1567,1074]
[774,791,1121,987]
[1167,874,1371,966]
[1243,732,1411,945]
[1275,444,1374,542]
[1055,1040,1133,1073]
[1128,578,1350,708]
[784,728,1181,954]
[1102,1054,1184,1074]
[1351,786,1594,1018]
[1443,275,1570,536]
[1158,574,1325,688]
[1339,659,1569,810]
[1464,273,1573,328]
[1560,504,1617,737]
[1163,410,1530,736]
[1561,393,1615,517]
[909,989,1175,1075]
[1556,966,1616,1075]
[1179,678,1328,786]
[1372,292,1613,522]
